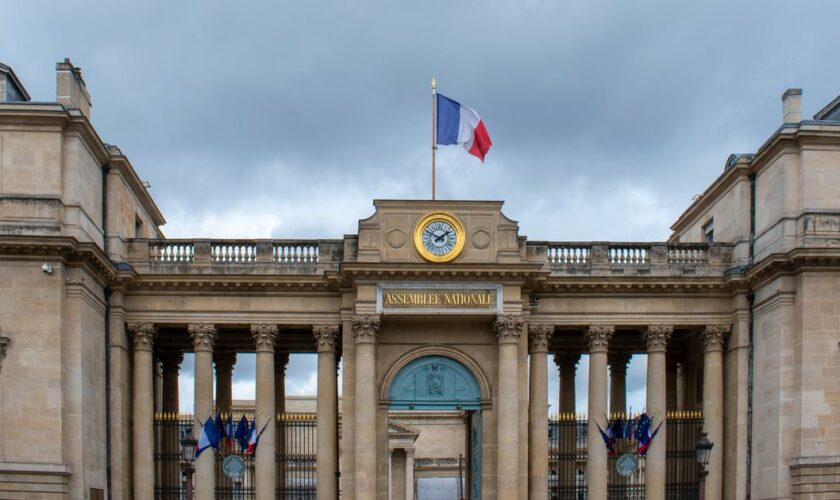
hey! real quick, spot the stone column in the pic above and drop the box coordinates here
[643,325,673,500]
[353,315,380,500]
[585,325,613,500]
[608,352,631,415]
[189,323,217,500]
[701,325,729,500]
[553,353,580,415]
[528,324,552,500]
[129,323,157,500]
[666,355,679,411]
[214,351,237,415]
[495,315,523,498]
[252,324,278,500]
[160,351,183,414]
[404,448,415,500]
[275,351,290,491]
[314,324,339,500]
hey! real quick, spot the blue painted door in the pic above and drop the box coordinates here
[469,411,482,500]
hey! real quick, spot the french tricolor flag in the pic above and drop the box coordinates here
[436,94,492,162]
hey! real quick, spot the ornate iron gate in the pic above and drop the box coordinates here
[548,413,587,499]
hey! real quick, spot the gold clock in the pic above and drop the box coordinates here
[413,212,466,263]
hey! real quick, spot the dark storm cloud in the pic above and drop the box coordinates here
[4,0,840,241]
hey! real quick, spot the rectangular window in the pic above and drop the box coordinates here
[702,219,714,243]
[135,216,143,239]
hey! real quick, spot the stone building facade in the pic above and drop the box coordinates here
[0,60,839,499]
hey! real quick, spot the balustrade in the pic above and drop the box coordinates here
[273,242,319,264]
[211,241,258,263]
[609,245,649,265]
[150,241,195,262]
[667,244,707,265]
[548,244,590,265]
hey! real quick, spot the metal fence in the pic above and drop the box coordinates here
[548,413,587,499]
[548,411,703,500]
[153,413,317,499]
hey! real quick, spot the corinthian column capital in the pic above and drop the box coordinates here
[213,351,237,373]
[352,315,380,344]
[608,352,632,375]
[128,323,157,351]
[643,325,674,353]
[313,324,339,352]
[188,323,217,352]
[553,352,581,373]
[585,324,614,353]
[494,315,524,344]
[528,324,553,353]
[251,324,278,352]
[275,351,290,373]
[0,335,10,374]
[702,324,731,352]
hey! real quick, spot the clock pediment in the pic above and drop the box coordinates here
[355,200,522,264]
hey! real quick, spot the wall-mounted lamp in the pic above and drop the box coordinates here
[41,263,54,275]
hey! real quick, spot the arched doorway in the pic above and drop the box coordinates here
[388,355,483,500]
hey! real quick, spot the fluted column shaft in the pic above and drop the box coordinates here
[702,325,730,500]
[404,448,415,500]
[643,325,673,500]
[160,351,183,414]
[314,325,339,500]
[586,325,613,500]
[554,353,580,414]
[528,325,552,500]
[189,324,217,500]
[353,315,380,500]
[608,353,630,415]
[130,323,157,500]
[495,315,523,498]
[252,324,278,500]
[214,351,236,415]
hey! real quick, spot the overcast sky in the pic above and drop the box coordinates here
[4,0,838,412]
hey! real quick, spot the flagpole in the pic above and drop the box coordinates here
[431,77,437,200]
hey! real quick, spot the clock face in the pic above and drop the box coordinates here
[413,212,466,263]
[421,220,457,256]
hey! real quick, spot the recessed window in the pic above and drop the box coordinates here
[134,216,144,239]
[702,219,714,243]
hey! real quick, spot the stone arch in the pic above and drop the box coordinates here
[380,346,491,409]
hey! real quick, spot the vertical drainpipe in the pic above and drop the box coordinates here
[102,162,113,500]
[745,172,756,499]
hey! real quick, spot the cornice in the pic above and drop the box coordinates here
[338,262,546,286]
[536,276,732,295]
[123,274,340,293]
[739,247,840,288]
[0,235,116,283]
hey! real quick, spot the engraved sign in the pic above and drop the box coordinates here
[377,283,502,314]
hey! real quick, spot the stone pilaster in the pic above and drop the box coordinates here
[586,325,613,500]
[554,352,580,414]
[495,314,523,498]
[160,351,183,414]
[353,315,380,500]
[214,351,236,415]
[528,324,552,500]
[643,325,673,500]
[702,324,730,500]
[608,352,631,415]
[252,324,278,500]
[128,323,157,500]
[189,323,217,500]
[314,324,339,500]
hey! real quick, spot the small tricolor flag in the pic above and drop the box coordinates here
[436,93,492,162]
[196,416,220,457]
